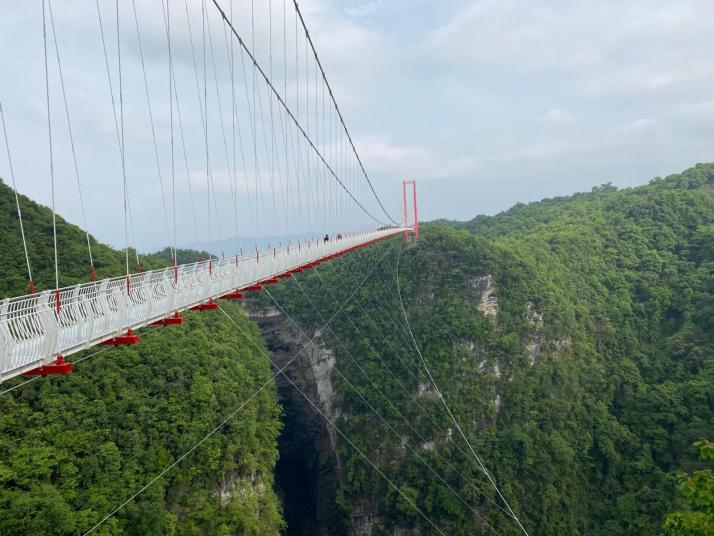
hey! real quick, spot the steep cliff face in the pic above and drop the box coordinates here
[247,304,346,535]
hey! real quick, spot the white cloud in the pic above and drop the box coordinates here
[540,108,576,126]
[356,136,479,183]
[345,1,385,19]
[2,0,714,245]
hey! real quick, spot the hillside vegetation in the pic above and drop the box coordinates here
[0,180,283,535]
[269,163,714,534]
[2,161,714,534]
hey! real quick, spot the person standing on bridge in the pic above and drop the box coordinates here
[324,234,330,243]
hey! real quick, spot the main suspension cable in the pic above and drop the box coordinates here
[210,0,388,227]
[290,0,397,226]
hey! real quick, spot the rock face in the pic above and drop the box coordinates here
[216,471,267,506]
[248,305,345,536]
[525,301,572,365]
[349,500,383,536]
[247,298,447,535]
[473,274,499,317]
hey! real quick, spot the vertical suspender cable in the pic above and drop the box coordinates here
[268,0,278,236]
[251,0,259,240]
[229,0,238,254]
[283,0,299,234]
[96,0,142,275]
[304,31,311,232]
[177,0,205,248]
[131,0,171,264]
[0,103,34,293]
[183,0,206,124]
[220,17,252,245]
[115,0,129,281]
[47,0,95,280]
[206,17,237,254]
[167,59,200,247]
[314,50,322,232]
[291,0,397,226]
[236,38,261,243]
[167,0,177,270]
[42,0,60,301]
[292,5,300,230]
[202,0,212,258]
[211,0,385,227]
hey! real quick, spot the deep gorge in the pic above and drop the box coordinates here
[249,305,346,535]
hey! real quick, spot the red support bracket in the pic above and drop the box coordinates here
[190,299,218,311]
[150,312,184,326]
[259,277,281,285]
[277,272,293,279]
[101,328,140,346]
[220,291,245,300]
[22,354,73,377]
[242,284,263,292]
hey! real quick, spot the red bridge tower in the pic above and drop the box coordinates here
[402,180,419,240]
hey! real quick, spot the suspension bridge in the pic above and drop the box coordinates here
[0,227,407,381]
[0,0,418,383]
[0,1,528,534]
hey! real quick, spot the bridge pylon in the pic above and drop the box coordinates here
[402,180,419,240]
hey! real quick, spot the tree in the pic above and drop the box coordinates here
[663,440,714,536]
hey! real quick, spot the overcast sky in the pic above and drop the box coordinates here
[1,0,713,251]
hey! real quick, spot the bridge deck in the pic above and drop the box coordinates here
[0,228,407,383]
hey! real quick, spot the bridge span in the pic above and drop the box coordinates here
[0,227,409,383]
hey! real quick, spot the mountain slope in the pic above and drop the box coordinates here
[0,180,284,535]
[267,163,714,534]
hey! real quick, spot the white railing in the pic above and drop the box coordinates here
[0,227,408,382]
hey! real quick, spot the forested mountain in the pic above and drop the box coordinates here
[0,180,283,535]
[267,163,714,534]
[1,162,713,535]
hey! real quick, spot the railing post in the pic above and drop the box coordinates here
[38,291,57,366]
[0,298,8,377]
